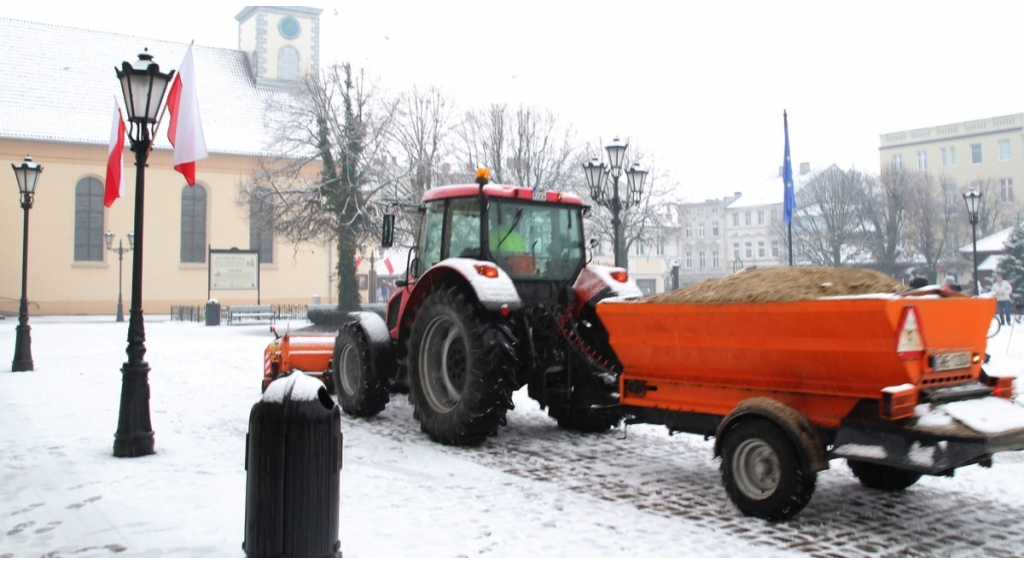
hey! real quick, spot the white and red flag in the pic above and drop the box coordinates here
[104,98,126,208]
[166,43,208,186]
[383,257,394,274]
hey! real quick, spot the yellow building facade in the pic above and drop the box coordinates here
[0,8,364,317]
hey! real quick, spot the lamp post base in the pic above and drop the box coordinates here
[12,322,33,372]
[112,360,155,458]
[116,301,124,323]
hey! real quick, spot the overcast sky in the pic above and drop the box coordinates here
[3,1,1023,200]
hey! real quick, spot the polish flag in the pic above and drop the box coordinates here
[166,43,208,186]
[104,99,126,208]
[383,257,394,274]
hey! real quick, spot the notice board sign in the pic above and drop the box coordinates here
[209,249,260,292]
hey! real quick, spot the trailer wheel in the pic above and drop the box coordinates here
[333,323,389,417]
[847,460,922,491]
[407,287,515,446]
[720,419,816,521]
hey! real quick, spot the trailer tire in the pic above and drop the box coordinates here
[407,287,515,446]
[333,323,389,417]
[720,418,816,521]
[847,460,922,491]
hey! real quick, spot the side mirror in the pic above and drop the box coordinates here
[582,205,592,219]
[382,214,395,248]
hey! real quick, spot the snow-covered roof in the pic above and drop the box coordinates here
[727,165,836,209]
[960,226,1014,254]
[979,254,1005,271]
[0,18,287,157]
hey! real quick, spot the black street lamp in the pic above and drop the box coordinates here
[582,137,648,268]
[104,231,134,322]
[112,50,174,458]
[11,155,42,372]
[963,187,982,295]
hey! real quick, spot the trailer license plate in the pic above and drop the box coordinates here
[932,352,971,372]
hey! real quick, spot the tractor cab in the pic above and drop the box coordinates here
[385,169,588,306]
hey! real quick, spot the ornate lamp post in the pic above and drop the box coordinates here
[963,188,982,295]
[582,137,648,268]
[112,50,174,458]
[11,155,42,372]
[104,231,134,322]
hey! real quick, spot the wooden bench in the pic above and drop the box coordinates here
[227,305,275,325]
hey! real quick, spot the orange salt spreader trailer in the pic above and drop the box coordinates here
[596,293,1024,521]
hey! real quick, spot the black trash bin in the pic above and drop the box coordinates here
[243,373,343,558]
[206,300,221,326]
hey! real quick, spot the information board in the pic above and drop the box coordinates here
[209,250,260,291]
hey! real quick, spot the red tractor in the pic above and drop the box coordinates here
[333,169,641,445]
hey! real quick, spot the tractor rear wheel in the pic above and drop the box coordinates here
[847,460,922,491]
[333,323,389,417]
[406,287,515,446]
[720,418,816,521]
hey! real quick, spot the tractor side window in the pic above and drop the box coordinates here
[419,201,444,270]
[445,197,481,259]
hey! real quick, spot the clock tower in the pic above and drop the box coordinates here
[236,6,322,87]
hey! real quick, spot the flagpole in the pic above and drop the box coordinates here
[153,41,192,140]
[782,110,795,266]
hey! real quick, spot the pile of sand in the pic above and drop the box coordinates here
[644,266,908,304]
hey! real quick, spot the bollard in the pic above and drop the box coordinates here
[243,372,343,557]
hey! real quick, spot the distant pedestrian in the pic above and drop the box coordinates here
[943,275,962,293]
[993,273,1014,325]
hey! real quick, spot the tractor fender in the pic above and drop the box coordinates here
[409,258,523,314]
[573,264,643,317]
[344,311,397,380]
[714,397,829,473]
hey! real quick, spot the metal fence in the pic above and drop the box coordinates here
[169,304,311,323]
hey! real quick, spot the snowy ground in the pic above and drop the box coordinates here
[2,313,1024,557]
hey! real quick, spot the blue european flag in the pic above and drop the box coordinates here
[782,110,795,226]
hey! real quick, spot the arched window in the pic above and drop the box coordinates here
[74,178,104,261]
[278,46,300,81]
[250,188,274,263]
[181,185,207,263]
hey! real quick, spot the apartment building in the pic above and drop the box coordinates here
[879,114,1024,208]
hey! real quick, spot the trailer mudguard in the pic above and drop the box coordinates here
[716,397,830,473]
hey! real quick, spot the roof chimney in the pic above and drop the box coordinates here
[800,162,810,174]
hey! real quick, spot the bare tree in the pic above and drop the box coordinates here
[790,166,867,266]
[860,166,911,277]
[967,176,1017,236]
[384,85,457,246]
[902,171,959,281]
[453,104,578,190]
[238,63,397,311]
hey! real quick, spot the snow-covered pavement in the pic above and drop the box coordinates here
[2,315,1024,557]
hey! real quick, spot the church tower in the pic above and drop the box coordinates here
[235,6,322,87]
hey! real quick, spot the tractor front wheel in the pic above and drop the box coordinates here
[406,287,515,446]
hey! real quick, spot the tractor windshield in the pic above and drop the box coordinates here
[487,199,584,280]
